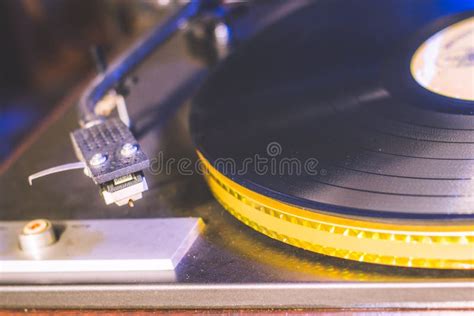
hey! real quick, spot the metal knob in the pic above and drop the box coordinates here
[18,219,57,252]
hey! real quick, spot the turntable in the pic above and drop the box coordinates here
[0,0,473,311]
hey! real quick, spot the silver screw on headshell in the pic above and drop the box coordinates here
[89,153,107,167]
[120,143,138,157]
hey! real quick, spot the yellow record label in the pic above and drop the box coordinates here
[411,16,474,101]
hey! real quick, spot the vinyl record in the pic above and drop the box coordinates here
[190,0,474,268]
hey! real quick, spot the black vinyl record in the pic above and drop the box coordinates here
[191,0,474,220]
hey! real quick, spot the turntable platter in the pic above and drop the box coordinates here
[190,0,474,269]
